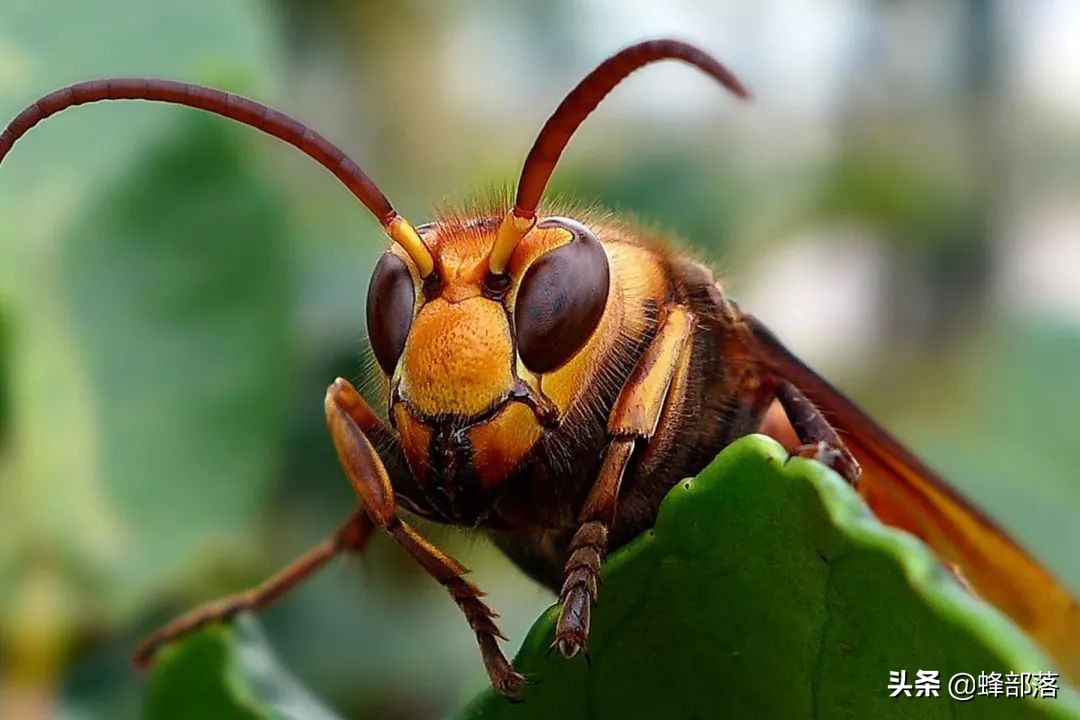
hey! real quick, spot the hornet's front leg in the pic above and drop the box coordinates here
[324,378,523,697]
[554,306,696,658]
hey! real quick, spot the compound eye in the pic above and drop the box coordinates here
[514,218,610,373]
[367,253,416,374]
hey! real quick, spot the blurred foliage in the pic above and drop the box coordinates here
[0,3,291,717]
[59,113,291,615]
[3,94,293,720]
[814,147,981,252]
[0,304,9,443]
[554,145,750,256]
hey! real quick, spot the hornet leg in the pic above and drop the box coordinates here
[325,378,523,697]
[555,306,696,658]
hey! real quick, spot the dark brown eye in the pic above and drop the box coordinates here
[515,218,610,373]
[367,253,416,374]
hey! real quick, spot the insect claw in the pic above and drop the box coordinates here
[553,635,587,659]
[493,668,527,700]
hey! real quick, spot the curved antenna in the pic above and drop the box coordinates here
[489,39,749,275]
[0,78,436,277]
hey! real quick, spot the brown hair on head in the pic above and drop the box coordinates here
[488,39,750,275]
[0,78,436,276]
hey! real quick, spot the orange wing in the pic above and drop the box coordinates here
[745,314,1080,682]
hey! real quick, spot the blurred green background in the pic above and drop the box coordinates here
[0,1,1077,718]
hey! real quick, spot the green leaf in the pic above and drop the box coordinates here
[461,435,1080,720]
[143,616,343,720]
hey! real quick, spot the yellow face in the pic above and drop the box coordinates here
[366,214,615,522]
[401,296,515,420]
